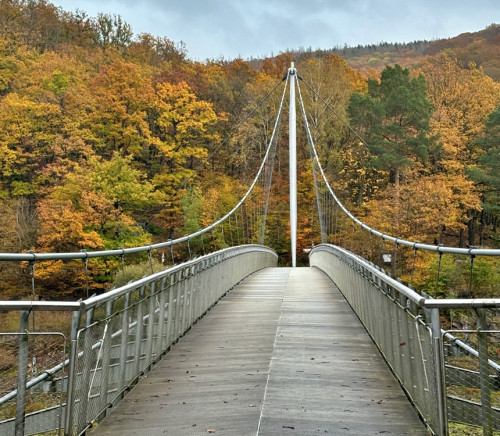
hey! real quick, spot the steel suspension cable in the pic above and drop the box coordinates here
[259,106,282,245]
[308,135,327,243]
[299,77,371,150]
[151,74,289,247]
[296,78,327,243]
[296,75,500,257]
[1,77,290,262]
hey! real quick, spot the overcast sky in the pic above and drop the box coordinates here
[51,0,500,61]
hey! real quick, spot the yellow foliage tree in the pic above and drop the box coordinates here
[151,81,219,236]
[421,54,500,173]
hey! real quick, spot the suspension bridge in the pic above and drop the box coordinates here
[1,64,500,436]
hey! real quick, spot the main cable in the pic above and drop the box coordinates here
[296,71,500,257]
[295,78,327,243]
[0,74,290,262]
[259,99,282,244]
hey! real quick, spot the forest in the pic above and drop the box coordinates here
[1,0,500,302]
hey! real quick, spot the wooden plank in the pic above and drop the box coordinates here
[255,268,427,435]
[90,268,288,435]
[90,267,427,435]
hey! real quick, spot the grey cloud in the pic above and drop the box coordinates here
[52,0,500,60]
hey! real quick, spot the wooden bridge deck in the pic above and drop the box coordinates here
[90,267,427,435]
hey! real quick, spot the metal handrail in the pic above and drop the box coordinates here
[82,244,276,310]
[310,244,500,309]
[0,244,278,436]
[0,245,276,311]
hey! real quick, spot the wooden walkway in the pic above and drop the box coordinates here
[90,267,427,435]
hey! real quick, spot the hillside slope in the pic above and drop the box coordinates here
[274,24,500,80]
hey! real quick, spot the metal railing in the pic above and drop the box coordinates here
[0,244,277,436]
[310,243,500,436]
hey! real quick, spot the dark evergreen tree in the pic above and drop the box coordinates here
[348,65,438,191]
[468,106,500,218]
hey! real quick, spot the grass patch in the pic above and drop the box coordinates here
[0,392,64,421]
[448,385,500,408]
[448,422,500,435]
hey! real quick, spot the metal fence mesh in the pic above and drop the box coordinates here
[0,331,66,436]
[311,245,500,436]
[0,247,278,435]
[310,246,441,433]
[0,334,19,400]
[71,283,163,435]
[444,310,500,435]
[349,259,440,430]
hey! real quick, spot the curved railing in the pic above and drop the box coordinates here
[310,243,500,436]
[0,244,277,436]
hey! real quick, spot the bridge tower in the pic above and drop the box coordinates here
[289,62,297,267]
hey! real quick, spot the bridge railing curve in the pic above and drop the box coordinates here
[0,244,277,436]
[310,243,500,436]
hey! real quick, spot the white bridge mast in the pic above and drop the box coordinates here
[289,63,297,267]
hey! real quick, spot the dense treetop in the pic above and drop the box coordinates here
[0,0,499,300]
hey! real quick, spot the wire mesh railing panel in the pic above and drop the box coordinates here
[72,324,99,434]
[444,320,500,435]
[0,334,21,431]
[66,245,276,435]
[0,331,67,436]
[0,246,278,435]
[310,245,440,432]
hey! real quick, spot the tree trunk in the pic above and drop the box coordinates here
[479,210,485,246]
[357,173,365,206]
[390,245,397,277]
[467,209,477,247]
[437,224,444,245]
[394,166,400,199]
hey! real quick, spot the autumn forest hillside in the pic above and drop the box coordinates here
[281,23,500,80]
[1,0,500,301]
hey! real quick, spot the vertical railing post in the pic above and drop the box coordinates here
[181,268,189,333]
[431,308,448,436]
[192,265,200,322]
[133,286,146,375]
[156,278,167,355]
[188,265,196,325]
[145,284,155,367]
[175,271,182,337]
[64,309,82,436]
[289,62,297,267]
[78,308,95,432]
[14,310,30,436]
[134,285,146,376]
[99,301,113,414]
[477,308,493,436]
[119,293,131,389]
[166,275,174,347]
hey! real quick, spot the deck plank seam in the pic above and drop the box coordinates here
[255,269,289,436]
